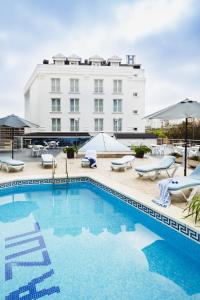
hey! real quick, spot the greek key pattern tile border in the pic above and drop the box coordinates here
[0,176,199,243]
[87,178,200,243]
[0,177,88,190]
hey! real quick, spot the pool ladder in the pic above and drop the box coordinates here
[52,157,56,184]
[66,156,69,179]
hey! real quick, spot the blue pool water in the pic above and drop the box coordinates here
[0,182,200,300]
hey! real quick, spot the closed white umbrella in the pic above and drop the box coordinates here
[145,99,200,176]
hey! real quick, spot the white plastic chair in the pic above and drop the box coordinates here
[41,145,49,154]
[44,141,49,147]
[31,147,40,157]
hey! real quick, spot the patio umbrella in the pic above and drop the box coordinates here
[0,114,39,158]
[145,99,200,176]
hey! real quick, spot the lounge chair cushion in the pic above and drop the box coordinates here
[168,177,200,191]
[167,165,200,191]
[0,159,24,166]
[135,156,175,173]
[159,156,176,167]
[135,164,171,173]
[190,165,200,180]
[42,154,54,162]
[41,154,56,167]
[111,155,135,166]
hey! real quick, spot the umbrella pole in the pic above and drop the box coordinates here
[184,118,188,176]
[11,128,14,159]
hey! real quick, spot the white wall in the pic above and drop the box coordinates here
[25,60,145,133]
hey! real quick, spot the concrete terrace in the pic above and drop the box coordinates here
[0,151,199,233]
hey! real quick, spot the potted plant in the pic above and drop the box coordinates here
[63,145,78,159]
[183,193,200,224]
[170,152,183,164]
[131,145,151,158]
[188,156,200,168]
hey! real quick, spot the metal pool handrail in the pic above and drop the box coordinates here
[52,157,56,183]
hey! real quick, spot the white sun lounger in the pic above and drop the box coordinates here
[0,158,24,172]
[167,165,200,202]
[111,155,135,171]
[135,156,178,180]
[81,150,97,167]
[41,154,57,168]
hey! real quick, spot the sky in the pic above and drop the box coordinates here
[0,0,200,118]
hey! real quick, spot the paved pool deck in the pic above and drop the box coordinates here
[0,152,199,232]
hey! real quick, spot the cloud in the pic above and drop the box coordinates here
[55,0,194,54]
[146,75,200,114]
[0,0,199,118]
[180,62,200,73]
[0,31,9,42]
[114,0,194,42]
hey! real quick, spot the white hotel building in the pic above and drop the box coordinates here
[24,54,145,134]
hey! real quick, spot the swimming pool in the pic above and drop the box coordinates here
[0,178,200,299]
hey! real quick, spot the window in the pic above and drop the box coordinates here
[94,99,103,113]
[70,118,79,131]
[113,99,122,113]
[133,92,138,96]
[51,99,61,112]
[94,118,103,131]
[51,78,60,92]
[70,98,79,112]
[52,118,61,131]
[94,79,103,93]
[133,127,138,131]
[113,118,122,132]
[70,79,79,93]
[133,110,138,114]
[113,80,122,93]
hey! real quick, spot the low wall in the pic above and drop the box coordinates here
[77,151,132,158]
[117,138,157,147]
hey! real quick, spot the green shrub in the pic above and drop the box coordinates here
[63,145,78,154]
[131,145,151,158]
[189,156,200,162]
[131,145,152,154]
[146,128,167,138]
[183,193,200,224]
[170,152,182,158]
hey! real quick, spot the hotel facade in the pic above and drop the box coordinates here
[24,54,145,134]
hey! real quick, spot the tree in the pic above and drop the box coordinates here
[146,128,167,138]
[166,120,200,140]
